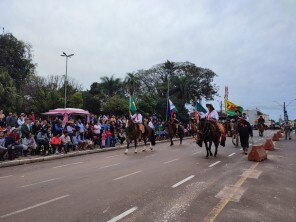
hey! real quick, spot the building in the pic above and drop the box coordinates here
[244,109,270,126]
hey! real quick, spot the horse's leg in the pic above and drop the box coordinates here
[134,140,138,153]
[170,136,174,146]
[142,137,147,152]
[209,141,213,156]
[214,140,219,157]
[125,139,129,154]
[205,141,209,158]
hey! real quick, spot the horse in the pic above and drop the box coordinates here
[188,119,198,139]
[196,119,226,158]
[258,123,264,137]
[163,121,184,146]
[124,120,155,154]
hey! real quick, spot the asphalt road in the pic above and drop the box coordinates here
[0,130,295,222]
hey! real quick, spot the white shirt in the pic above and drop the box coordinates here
[200,110,219,120]
[131,113,143,123]
[148,121,154,129]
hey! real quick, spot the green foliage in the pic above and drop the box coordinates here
[82,91,101,114]
[0,33,35,90]
[101,95,129,115]
[0,68,18,111]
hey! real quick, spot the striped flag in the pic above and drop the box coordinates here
[167,99,178,118]
[129,97,137,115]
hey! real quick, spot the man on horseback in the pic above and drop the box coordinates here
[170,112,180,135]
[257,115,265,127]
[199,104,226,147]
[130,109,145,140]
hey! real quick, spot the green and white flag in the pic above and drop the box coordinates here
[129,96,137,115]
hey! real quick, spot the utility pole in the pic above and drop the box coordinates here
[284,102,288,121]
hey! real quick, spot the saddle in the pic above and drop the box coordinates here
[137,123,145,134]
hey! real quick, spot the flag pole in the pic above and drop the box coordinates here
[166,74,170,121]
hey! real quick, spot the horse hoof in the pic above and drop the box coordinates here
[150,148,153,151]
[134,151,137,154]
[142,149,146,152]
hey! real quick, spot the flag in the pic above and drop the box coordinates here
[129,96,137,115]
[225,99,243,116]
[167,99,178,118]
[195,101,206,113]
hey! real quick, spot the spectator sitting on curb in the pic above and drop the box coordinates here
[50,133,62,154]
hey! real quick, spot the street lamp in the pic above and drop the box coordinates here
[60,52,74,108]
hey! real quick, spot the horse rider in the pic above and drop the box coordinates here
[257,115,265,127]
[130,109,145,140]
[237,115,253,155]
[170,112,180,135]
[199,104,219,121]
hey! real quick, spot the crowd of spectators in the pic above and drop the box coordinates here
[0,111,179,161]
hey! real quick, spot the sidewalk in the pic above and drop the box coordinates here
[0,137,191,168]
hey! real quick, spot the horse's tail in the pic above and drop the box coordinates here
[217,123,226,147]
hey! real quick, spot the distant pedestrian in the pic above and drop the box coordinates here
[283,121,292,140]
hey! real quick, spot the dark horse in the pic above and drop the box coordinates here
[258,123,264,137]
[163,121,184,146]
[125,120,156,154]
[196,119,226,158]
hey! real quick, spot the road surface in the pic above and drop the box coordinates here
[0,130,295,222]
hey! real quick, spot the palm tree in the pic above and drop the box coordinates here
[124,72,140,96]
[100,75,123,98]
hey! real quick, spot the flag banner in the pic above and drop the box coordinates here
[195,102,206,113]
[167,99,178,118]
[129,97,137,115]
[225,99,243,116]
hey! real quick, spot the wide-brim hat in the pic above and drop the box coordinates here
[206,104,214,110]
[10,127,18,131]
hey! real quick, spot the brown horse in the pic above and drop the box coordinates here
[258,123,264,137]
[163,121,184,146]
[125,120,155,154]
[188,119,198,140]
[196,119,226,158]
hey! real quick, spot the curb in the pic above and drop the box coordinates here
[0,137,192,168]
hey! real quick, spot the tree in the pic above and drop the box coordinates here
[101,95,129,115]
[134,61,218,120]
[0,68,19,111]
[124,72,141,96]
[0,33,35,90]
[99,75,123,99]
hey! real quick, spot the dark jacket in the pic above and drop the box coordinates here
[237,119,253,137]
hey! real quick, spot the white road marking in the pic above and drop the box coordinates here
[0,175,12,179]
[0,194,69,219]
[20,178,61,188]
[163,159,179,164]
[209,161,221,168]
[99,163,121,169]
[106,154,124,159]
[172,175,195,188]
[113,171,142,181]
[53,162,83,169]
[107,206,138,222]
[191,151,201,155]
[228,153,236,157]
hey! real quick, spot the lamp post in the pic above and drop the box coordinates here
[60,52,74,108]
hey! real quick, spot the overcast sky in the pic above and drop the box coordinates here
[1,0,295,120]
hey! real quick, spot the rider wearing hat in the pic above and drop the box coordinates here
[200,104,219,121]
[130,109,145,139]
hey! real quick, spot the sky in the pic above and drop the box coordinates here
[1,0,296,120]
